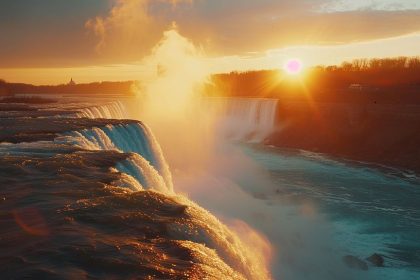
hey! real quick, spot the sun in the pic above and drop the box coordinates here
[284,59,303,75]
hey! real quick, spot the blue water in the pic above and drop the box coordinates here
[241,145,420,279]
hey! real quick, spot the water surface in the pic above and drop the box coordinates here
[241,144,420,279]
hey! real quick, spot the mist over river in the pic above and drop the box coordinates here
[128,95,420,280]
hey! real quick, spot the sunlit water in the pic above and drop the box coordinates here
[238,144,420,279]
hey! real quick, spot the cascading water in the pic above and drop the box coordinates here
[75,101,127,119]
[55,122,173,193]
[0,26,274,280]
[126,28,275,279]
[116,153,168,193]
[207,97,279,143]
[0,96,275,279]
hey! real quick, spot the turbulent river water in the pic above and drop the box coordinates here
[239,145,420,280]
[0,96,419,279]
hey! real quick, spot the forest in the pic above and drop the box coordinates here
[205,56,420,104]
[0,80,135,96]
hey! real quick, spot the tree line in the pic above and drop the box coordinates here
[0,80,136,96]
[204,57,420,103]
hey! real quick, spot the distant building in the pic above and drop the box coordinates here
[68,78,76,86]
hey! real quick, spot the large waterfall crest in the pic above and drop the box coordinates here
[56,122,173,193]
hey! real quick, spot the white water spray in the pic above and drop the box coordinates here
[129,26,274,279]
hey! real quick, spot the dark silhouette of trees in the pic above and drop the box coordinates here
[0,81,136,96]
[205,56,420,104]
[310,57,420,90]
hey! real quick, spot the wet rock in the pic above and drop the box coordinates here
[342,255,369,271]
[366,253,384,267]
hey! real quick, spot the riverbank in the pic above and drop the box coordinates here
[267,101,420,174]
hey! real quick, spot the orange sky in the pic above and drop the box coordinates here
[1,0,420,84]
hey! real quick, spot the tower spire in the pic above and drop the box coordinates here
[68,78,76,86]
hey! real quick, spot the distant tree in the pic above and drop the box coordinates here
[341,62,354,72]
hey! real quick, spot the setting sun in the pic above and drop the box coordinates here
[284,59,303,75]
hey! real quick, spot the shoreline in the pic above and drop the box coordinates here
[260,144,420,181]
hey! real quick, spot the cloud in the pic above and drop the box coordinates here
[2,0,420,68]
[84,0,420,62]
[169,1,420,55]
[319,0,420,13]
[86,0,157,56]
[85,0,193,60]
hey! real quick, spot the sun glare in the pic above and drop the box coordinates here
[284,59,303,75]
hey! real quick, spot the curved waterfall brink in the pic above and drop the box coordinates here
[56,122,173,193]
[210,97,279,143]
[76,101,127,119]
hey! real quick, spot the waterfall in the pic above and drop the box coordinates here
[109,167,144,192]
[208,98,279,143]
[115,154,168,193]
[75,101,127,119]
[0,97,273,279]
[56,122,173,193]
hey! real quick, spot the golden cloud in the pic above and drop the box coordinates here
[85,0,193,58]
